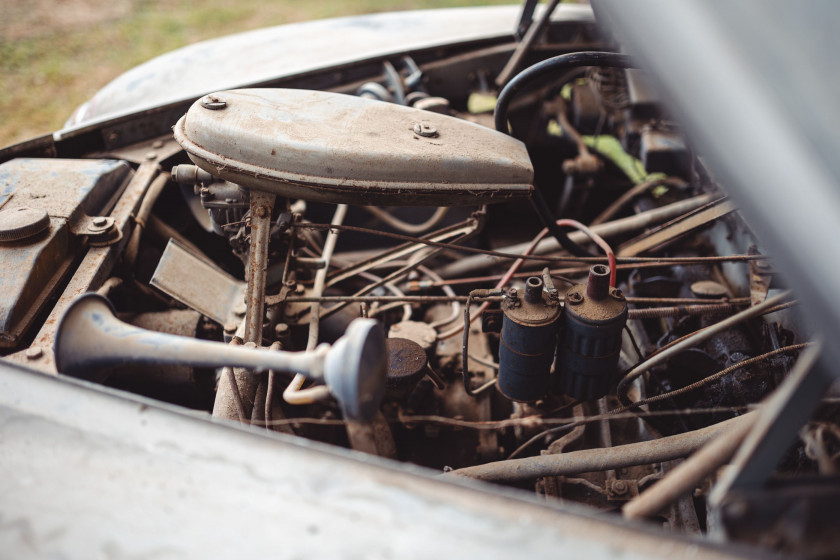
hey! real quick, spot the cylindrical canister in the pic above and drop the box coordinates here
[498,276,562,402]
[555,265,627,400]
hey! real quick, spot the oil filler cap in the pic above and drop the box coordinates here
[0,206,50,242]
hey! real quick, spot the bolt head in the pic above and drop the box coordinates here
[413,122,438,137]
[92,216,108,227]
[25,347,43,360]
[201,95,227,110]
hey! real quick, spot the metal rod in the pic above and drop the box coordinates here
[284,204,347,406]
[617,291,792,402]
[495,0,561,87]
[445,412,756,482]
[624,343,822,520]
[435,194,714,277]
[627,302,747,320]
[244,191,275,345]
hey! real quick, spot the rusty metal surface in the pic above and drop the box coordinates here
[244,191,274,344]
[385,337,428,393]
[0,158,131,349]
[5,162,158,371]
[618,199,737,257]
[438,194,715,278]
[95,133,185,165]
[150,239,246,326]
[448,413,755,483]
[174,89,533,206]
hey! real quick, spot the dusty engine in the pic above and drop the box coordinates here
[0,28,836,558]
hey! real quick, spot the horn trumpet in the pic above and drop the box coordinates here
[54,293,386,420]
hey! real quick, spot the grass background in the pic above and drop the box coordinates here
[0,0,516,146]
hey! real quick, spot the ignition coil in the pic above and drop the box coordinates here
[555,264,627,400]
[498,272,561,402]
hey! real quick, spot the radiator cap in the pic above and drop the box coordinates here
[173,89,534,206]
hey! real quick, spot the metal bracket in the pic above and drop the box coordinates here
[150,239,246,328]
[69,215,122,246]
[606,479,640,501]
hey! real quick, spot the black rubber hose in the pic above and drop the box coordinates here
[495,51,633,257]
[494,51,633,134]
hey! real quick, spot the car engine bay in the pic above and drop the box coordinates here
[1,3,837,558]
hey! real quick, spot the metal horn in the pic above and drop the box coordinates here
[54,293,386,420]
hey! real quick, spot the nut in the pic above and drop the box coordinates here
[612,480,628,495]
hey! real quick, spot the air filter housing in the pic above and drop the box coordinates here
[173,89,534,206]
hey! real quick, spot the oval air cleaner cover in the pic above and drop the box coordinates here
[173,89,533,206]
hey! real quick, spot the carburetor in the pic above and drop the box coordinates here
[555,264,627,400]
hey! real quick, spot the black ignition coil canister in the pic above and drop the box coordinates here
[556,264,627,400]
[498,274,561,402]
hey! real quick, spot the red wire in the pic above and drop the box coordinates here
[553,219,617,287]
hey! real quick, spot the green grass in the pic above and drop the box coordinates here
[0,0,514,146]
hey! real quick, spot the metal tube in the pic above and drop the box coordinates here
[283,204,348,405]
[446,411,755,483]
[437,194,713,278]
[622,412,758,520]
[617,291,792,400]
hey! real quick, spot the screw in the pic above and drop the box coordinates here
[145,151,157,161]
[201,95,227,110]
[254,206,269,219]
[233,302,247,316]
[25,347,43,360]
[92,216,108,227]
[152,140,164,149]
[567,292,583,305]
[413,122,438,137]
